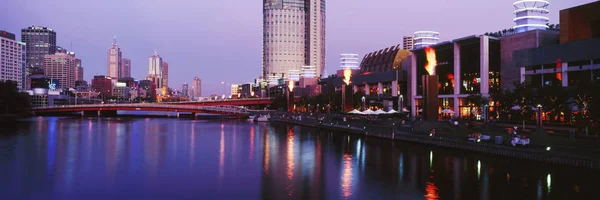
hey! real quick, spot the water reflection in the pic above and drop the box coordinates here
[0,118,598,200]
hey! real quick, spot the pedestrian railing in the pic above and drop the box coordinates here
[33,103,249,115]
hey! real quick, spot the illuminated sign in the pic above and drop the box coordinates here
[47,79,59,90]
[116,82,126,87]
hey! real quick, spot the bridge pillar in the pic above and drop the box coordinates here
[177,112,180,118]
[81,111,84,117]
[98,110,101,116]
[191,112,196,119]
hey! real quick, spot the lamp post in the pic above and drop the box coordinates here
[484,104,489,124]
[400,95,404,111]
[361,96,366,111]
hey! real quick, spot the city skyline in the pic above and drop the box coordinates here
[2,0,594,95]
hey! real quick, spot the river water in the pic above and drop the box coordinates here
[0,117,597,199]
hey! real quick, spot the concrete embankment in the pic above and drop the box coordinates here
[271,117,600,169]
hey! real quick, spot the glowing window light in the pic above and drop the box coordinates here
[513,16,550,22]
[513,24,549,29]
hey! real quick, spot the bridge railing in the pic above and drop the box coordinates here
[33,103,249,115]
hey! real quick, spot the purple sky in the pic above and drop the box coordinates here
[3,0,595,95]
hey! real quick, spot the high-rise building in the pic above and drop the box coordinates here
[182,83,189,97]
[0,31,25,90]
[192,77,201,99]
[262,0,326,80]
[403,36,414,50]
[43,49,79,89]
[340,53,360,70]
[121,58,131,78]
[107,37,122,79]
[21,26,56,69]
[148,51,163,89]
[162,61,168,89]
[75,58,83,81]
[231,84,240,98]
[21,26,56,89]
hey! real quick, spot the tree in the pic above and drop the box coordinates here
[0,81,31,116]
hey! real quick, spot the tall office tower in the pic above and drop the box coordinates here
[182,83,189,97]
[403,36,414,50]
[107,37,122,79]
[0,31,25,90]
[340,53,360,70]
[513,0,550,33]
[231,84,240,97]
[121,58,131,78]
[192,76,201,99]
[21,26,56,89]
[161,61,168,89]
[148,51,163,89]
[262,0,326,80]
[75,58,83,81]
[43,49,79,89]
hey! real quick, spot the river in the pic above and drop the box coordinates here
[0,117,597,199]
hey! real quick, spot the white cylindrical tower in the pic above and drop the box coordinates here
[513,0,550,33]
[340,53,360,70]
[414,31,440,49]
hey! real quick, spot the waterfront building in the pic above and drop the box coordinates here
[262,0,326,80]
[513,0,550,33]
[139,79,156,101]
[91,76,113,100]
[107,37,122,79]
[121,58,131,78]
[410,35,500,118]
[403,36,414,50]
[192,77,201,99]
[231,84,240,98]
[414,31,440,49]
[513,1,600,88]
[340,54,360,70]
[0,31,25,90]
[43,49,79,89]
[112,82,131,100]
[288,69,301,81]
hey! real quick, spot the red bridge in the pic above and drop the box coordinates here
[164,97,299,107]
[33,104,250,116]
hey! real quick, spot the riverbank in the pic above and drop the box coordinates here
[271,115,600,169]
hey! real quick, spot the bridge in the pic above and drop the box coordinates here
[165,97,299,107]
[32,104,250,116]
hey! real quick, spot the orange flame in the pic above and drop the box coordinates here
[288,80,295,92]
[424,47,437,76]
[343,69,352,85]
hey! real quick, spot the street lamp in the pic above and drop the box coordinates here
[361,96,366,111]
[400,95,404,111]
[484,104,489,124]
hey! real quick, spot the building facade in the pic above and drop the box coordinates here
[262,0,326,80]
[410,35,501,118]
[403,36,414,50]
[121,58,131,78]
[75,58,83,81]
[162,61,168,89]
[91,76,112,100]
[182,83,189,97]
[148,52,163,89]
[192,76,201,99]
[0,31,25,90]
[107,37,122,79]
[43,50,79,89]
[559,1,600,44]
[21,26,56,69]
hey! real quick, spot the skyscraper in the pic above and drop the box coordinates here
[21,26,56,89]
[0,31,25,90]
[148,51,163,89]
[262,0,326,80]
[192,77,201,99]
[121,58,131,78]
[21,26,56,69]
[43,49,79,89]
[75,58,83,81]
[162,61,168,90]
[107,37,122,79]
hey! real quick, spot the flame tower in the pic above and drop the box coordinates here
[513,0,550,33]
